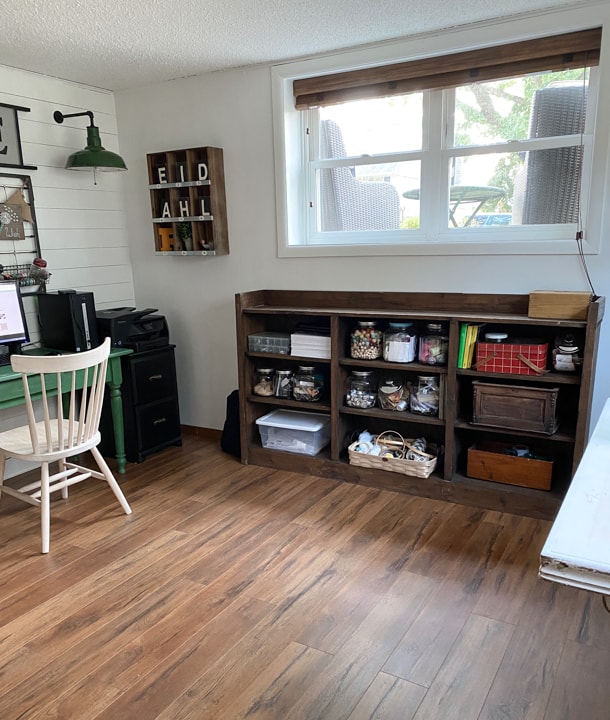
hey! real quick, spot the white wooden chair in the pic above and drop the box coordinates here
[0,337,132,553]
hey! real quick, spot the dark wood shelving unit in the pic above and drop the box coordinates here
[235,290,604,519]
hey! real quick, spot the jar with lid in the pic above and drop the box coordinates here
[553,333,581,373]
[419,322,449,365]
[346,370,377,408]
[383,322,417,363]
[350,321,382,360]
[253,368,275,396]
[410,375,440,416]
[293,365,324,402]
[377,375,409,411]
[273,369,294,398]
[484,332,508,343]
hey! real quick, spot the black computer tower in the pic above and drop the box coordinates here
[38,290,99,352]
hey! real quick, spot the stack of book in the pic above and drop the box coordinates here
[457,323,484,368]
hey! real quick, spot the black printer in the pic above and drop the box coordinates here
[96,307,169,352]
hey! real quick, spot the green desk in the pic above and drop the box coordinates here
[0,347,133,474]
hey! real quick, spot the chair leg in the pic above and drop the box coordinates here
[90,446,132,515]
[41,462,50,554]
[59,458,69,499]
[0,452,6,502]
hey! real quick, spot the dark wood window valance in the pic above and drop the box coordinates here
[293,28,601,109]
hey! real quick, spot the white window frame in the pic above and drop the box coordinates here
[272,5,610,258]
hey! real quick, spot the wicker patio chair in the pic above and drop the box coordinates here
[513,85,586,225]
[319,119,400,231]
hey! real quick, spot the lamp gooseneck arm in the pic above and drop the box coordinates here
[53,110,95,127]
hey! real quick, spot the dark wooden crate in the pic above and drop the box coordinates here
[472,381,559,434]
[467,441,553,490]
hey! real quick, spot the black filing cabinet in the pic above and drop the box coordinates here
[101,345,182,463]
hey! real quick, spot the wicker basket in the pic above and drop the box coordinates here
[348,431,437,478]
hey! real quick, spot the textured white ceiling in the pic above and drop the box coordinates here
[4,0,602,91]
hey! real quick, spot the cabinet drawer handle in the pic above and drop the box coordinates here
[153,417,167,425]
[149,374,163,381]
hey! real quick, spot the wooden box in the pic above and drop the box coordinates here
[467,441,553,490]
[528,291,591,321]
[472,381,559,434]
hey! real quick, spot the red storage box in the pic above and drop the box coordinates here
[475,340,548,375]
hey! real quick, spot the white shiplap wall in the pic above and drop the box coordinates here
[0,65,135,473]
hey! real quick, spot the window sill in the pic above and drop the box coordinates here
[278,227,598,258]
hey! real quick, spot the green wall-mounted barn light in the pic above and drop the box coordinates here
[53,109,127,182]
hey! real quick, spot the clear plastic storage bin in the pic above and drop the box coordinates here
[256,409,331,455]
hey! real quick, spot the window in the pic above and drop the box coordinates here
[273,23,605,256]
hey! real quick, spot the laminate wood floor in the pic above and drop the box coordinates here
[0,435,608,719]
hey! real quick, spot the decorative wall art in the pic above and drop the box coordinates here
[0,183,33,241]
[0,174,47,292]
[0,104,37,170]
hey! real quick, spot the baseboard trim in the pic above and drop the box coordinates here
[181,425,221,441]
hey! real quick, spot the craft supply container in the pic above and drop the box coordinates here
[350,320,383,360]
[383,322,417,363]
[345,370,377,408]
[253,368,275,396]
[419,322,449,365]
[293,365,324,402]
[410,375,440,416]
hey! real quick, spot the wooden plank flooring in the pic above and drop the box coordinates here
[0,435,609,719]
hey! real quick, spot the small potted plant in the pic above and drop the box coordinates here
[176,222,193,251]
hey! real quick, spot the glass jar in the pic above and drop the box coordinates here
[377,376,409,411]
[410,375,440,416]
[346,370,377,408]
[293,365,324,402]
[419,322,449,365]
[273,369,293,398]
[350,321,382,360]
[253,368,274,396]
[484,332,508,343]
[553,333,581,373]
[383,322,417,363]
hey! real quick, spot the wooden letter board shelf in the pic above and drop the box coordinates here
[146,146,229,257]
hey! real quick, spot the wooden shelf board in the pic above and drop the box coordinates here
[152,216,214,223]
[339,406,445,426]
[246,351,331,364]
[458,368,581,385]
[454,420,575,443]
[242,305,588,328]
[148,179,210,189]
[248,395,331,412]
[339,357,449,374]
[154,250,217,257]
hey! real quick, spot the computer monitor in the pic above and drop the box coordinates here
[0,280,30,364]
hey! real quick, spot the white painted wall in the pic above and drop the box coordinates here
[115,6,610,433]
[0,66,134,473]
[0,67,135,313]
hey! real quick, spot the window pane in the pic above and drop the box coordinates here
[316,161,420,232]
[447,148,583,227]
[453,69,589,146]
[319,94,423,157]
